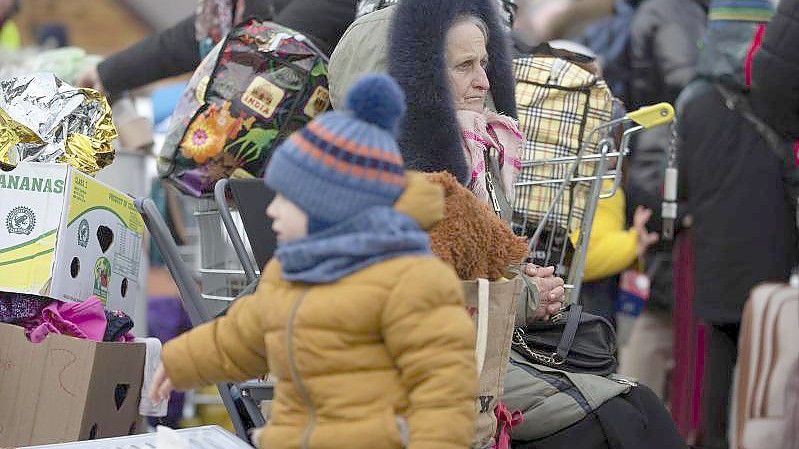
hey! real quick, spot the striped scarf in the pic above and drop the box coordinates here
[457,109,523,206]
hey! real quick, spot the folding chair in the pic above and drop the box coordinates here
[213,178,276,284]
[135,198,272,443]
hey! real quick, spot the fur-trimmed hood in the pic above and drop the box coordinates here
[387,0,517,184]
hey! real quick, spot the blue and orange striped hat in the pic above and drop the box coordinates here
[264,74,407,231]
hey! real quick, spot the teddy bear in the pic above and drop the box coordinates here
[425,171,528,281]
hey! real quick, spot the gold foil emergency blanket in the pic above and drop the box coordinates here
[0,73,116,175]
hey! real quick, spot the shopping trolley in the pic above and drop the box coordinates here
[513,102,676,308]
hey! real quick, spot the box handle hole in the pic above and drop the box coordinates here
[114,383,130,410]
[70,257,80,278]
[97,226,114,253]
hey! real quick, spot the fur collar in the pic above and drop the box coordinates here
[387,0,517,184]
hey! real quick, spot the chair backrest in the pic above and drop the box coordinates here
[227,179,277,271]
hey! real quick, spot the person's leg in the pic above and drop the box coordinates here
[580,278,618,325]
[597,384,689,449]
[700,323,741,449]
[619,309,674,398]
[513,408,609,449]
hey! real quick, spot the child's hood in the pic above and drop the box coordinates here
[394,171,446,230]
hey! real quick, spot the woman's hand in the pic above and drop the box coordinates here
[524,264,566,320]
[633,206,659,257]
[149,364,174,404]
[76,64,106,93]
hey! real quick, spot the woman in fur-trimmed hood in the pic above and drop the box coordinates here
[387,0,519,189]
[329,0,522,220]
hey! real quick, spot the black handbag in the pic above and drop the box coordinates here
[512,303,618,376]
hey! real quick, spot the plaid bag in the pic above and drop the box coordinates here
[159,19,331,197]
[512,54,613,241]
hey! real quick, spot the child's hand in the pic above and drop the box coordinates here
[149,364,174,404]
[633,206,659,256]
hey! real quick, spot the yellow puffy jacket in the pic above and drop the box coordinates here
[162,173,477,449]
[570,180,637,282]
[0,21,20,50]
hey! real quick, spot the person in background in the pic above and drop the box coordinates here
[329,0,567,316]
[577,0,635,101]
[151,74,478,449]
[77,0,357,101]
[677,2,798,447]
[752,0,799,140]
[571,101,660,322]
[0,0,19,50]
[512,0,615,45]
[386,0,566,316]
[618,0,708,401]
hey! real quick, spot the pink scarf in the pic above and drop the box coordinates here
[457,109,523,206]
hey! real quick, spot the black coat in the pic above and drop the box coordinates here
[626,0,708,110]
[97,0,356,98]
[622,0,707,311]
[677,80,799,324]
[752,0,799,140]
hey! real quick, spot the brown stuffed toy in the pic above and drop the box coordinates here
[425,172,528,281]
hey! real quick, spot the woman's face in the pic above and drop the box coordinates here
[446,20,490,113]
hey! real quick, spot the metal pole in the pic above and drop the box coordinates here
[566,139,613,305]
[214,179,259,284]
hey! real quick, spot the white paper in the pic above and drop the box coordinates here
[156,426,189,449]
[137,337,168,417]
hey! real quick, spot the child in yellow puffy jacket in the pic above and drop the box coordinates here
[149,75,477,449]
[571,180,659,282]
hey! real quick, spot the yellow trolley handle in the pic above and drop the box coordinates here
[626,102,675,128]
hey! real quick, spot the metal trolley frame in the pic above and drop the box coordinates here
[514,103,675,306]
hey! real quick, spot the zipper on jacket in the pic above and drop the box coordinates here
[286,290,314,449]
[484,148,503,217]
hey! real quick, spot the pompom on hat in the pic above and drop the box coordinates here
[264,74,408,232]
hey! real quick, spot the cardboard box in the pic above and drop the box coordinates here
[0,162,145,315]
[0,323,145,447]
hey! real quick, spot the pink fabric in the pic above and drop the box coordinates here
[493,402,524,449]
[25,297,107,343]
[457,109,522,205]
[670,231,705,444]
[793,140,799,168]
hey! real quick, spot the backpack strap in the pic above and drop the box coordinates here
[715,84,789,164]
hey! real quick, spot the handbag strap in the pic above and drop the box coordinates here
[475,278,490,376]
[555,304,583,363]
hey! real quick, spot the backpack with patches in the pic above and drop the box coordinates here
[159,19,331,197]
